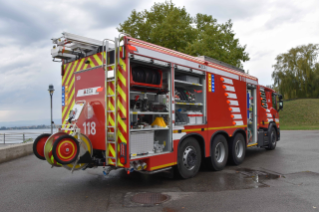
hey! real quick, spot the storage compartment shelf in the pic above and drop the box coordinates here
[174,80,202,86]
[175,102,203,106]
[130,128,169,131]
[130,111,169,115]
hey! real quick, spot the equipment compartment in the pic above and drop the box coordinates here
[130,66,163,89]
[174,70,206,125]
[129,60,172,158]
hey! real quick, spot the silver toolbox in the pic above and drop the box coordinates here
[131,130,154,154]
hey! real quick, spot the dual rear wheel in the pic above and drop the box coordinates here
[175,134,246,178]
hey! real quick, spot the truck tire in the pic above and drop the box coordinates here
[266,127,277,150]
[228,133,246,165]
[33,133,51,160]
[175,137,202,179]
[210,135,228,171]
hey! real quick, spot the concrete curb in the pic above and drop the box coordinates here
[0,142,34,164]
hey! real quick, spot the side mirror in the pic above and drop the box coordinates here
[279,101,283,111]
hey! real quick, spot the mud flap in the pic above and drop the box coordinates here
[257,130,269,147]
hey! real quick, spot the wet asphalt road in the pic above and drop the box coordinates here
[1,131,319,212]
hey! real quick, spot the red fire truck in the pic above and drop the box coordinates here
[33,32,283,178]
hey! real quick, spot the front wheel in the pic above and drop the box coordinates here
[175,138,202,179]
[266,127,277,150]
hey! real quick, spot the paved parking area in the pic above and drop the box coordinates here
[0,131,319,212]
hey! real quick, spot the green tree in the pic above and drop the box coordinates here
[117,1,249,68]
[272,44,319,99]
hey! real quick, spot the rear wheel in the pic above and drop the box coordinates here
[33,133,51,160]
[228,133,246,165]
[210,135,228,171]
[266,127,277,150]
[175,138,202,179]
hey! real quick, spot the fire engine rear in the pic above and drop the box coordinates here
[33,32,283,178]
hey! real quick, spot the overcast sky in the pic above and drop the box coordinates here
[0,0,318,125]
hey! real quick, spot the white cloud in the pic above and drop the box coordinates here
[0,0,319,124]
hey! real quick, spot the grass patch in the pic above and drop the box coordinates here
[279,99,319,130]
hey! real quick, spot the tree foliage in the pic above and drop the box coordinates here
[272,44,319,99]
[117,1,249,68]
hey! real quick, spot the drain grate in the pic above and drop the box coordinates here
[131,192,169,205]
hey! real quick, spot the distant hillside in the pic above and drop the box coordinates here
[279,99,319,130]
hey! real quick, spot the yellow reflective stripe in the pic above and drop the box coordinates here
[173,125,247,133]
[108,114,115,126]
[207,125,247,131]
[117,85,126,102]
[90,58,96,68]
[76,58,85,72]
[108,144,116,157]
[247,143,258,147]
[108,99,115,111]
[69,77,75,92]
[118,71,126,86]
[117,129,127,143]
[150,162,177,171]
[62,100,75,125]
[83,59,89,70]
[108,83,115,95]
[93,54,102,65]
[119,58,126,71]
[117,100,126,117]
[62,63,72,84]
[117,114,127,133]
[66,60,78,85]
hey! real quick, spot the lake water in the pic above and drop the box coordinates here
[0,129,58,144]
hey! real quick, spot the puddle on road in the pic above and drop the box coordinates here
[236,168,282,183]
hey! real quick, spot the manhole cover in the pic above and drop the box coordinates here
[131,192,169,205]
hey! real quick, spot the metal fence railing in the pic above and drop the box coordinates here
[0,132,47,144]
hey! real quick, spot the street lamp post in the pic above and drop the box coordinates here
[48,85,55,134]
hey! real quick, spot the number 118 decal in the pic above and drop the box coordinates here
[83,122,96,135]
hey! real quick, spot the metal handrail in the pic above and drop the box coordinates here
[0,132,51,144]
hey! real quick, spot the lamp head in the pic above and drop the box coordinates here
[48,84,55,95]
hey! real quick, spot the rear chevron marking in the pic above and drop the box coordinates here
[76,58,85,72]
[62,63,72,85]
[66,60,78,85]
[117,114,127,133]
[93,54,102,65]
[118,71,126,86]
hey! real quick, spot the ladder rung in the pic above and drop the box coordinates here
[107,110,115,113]
[107,141,116,144]
[107,126,115,128]
[107,95,115,97]
[106,156,116,159]
[107,79,115,82]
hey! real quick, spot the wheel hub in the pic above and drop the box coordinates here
[235,139,243,158]
[183,146,197,170]
[215,142,225,163]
